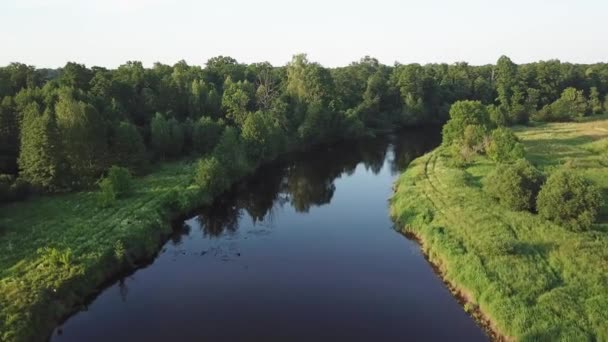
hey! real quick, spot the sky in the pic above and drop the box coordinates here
[1,0,607,68]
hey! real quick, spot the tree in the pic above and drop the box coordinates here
[535,87,588,122]
[55,92,108,185]
[442,100,492,145]
[59,62,93,90]
[167,117,185,157]
[0,97,19,174]
[588,87,603,115]
[486,127,525,162]
[212,127,249,179]
[221,78,254,126]
[110,121,147,171]
[484,160,544,211]
[192,117,224,154]
[18,104,65,190]
[495,56,518,111]
[241,110,284,161]
[150,112,171,159]
[286,54,335,105]
[194,157,228,195]
[537,169,602,231]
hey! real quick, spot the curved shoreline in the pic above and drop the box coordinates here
[401,230,508,342]
[390,118,608,341]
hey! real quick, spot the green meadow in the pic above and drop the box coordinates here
[390,116,608,341]
[0,160,214,341]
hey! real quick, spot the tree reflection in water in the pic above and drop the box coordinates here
[191,127,440,237]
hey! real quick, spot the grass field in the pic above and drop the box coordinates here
[0,160,217,341]
[390,116,608,341]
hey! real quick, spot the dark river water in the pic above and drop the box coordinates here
[52,128,487,341]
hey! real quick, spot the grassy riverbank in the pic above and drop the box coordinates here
[0,160,221,341]
[390,116,608,340]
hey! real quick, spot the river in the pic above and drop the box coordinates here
[52,128,487,341]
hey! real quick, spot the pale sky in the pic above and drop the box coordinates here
[1,0,606,68]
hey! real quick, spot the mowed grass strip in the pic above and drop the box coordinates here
[391,117,608,341]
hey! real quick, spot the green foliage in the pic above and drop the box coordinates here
[442,100,492,146]
[97,166,132,206]
[192,117,224,154]
[221,78,254,126]
[588,87,603,115]
[484,160,545,211]
[537,169,602,231]
[486,127,525,162]
[0,174,29,203]
[462,124,489,152]
[110,121,147,172]
[391,118,608,340]
[241,111,285,161]
[18,103,65,191]
[55,91,108,185]
[194,157,228,195]
[0,96,19,174]
[535,87,588,122]
[212,127,249,179]
[113,240,126,264]
[150,112,171,159]
[150,113,185,159]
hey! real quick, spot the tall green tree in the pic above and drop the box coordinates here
[18,103,64,190]
[589,87,602,114]
[55,92,107,184]
[110,121,147,171]
[150,112,171,159]
[0,96,19,174]
[221,78,255,126]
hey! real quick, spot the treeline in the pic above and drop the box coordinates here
[1,55,608,200]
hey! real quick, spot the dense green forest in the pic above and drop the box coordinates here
[2,55,608,202]
[2,55,608,341]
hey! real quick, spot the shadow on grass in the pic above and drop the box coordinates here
[513,241,555,257]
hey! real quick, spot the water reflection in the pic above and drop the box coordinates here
[52,126,488,342]
[195,127,440,238]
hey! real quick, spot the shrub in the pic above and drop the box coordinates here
[462,124,489,152]
[536,169,603,231]
[533,87,588,122]
[194,157,229,195]
[484,160,545,211]
[487,127,525,162]
[442,100,493,146]
[97,166,132,206]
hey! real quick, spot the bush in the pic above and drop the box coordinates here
[0,174,29,203]
[484,160,545,211]
[533,87,588,122]
[536,169,603,231]
[97,166,132,206]
[194,157,229,195]
[462,124,489,152]
[442,100,493,146]
[487,127,525,162]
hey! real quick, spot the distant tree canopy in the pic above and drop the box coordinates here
[1,55,607,195]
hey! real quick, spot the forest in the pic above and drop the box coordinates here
[1,54,608,341]
[2,55,608,202]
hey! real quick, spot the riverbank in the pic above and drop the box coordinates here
[0,160,215,341]
[390,117,608,340]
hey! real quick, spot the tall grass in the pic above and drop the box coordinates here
[0,160,215,341]
[391,116,608,340]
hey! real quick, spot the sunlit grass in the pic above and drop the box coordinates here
[391,116,608,340]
